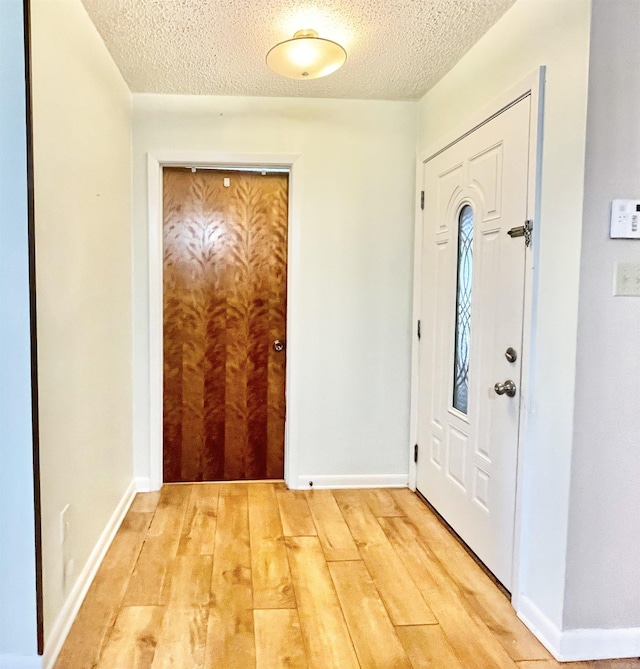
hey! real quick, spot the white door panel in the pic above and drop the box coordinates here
[416,98,530,590]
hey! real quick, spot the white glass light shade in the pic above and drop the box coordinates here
[266,29,347,80]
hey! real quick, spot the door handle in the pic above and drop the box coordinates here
[273,339,285,352]
[494,380,516,397]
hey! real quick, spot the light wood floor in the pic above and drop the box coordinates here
[54,483,640,669]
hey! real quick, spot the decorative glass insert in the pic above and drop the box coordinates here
[453,205,474,414]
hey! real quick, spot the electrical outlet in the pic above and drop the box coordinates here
[59,504,70,544]
[60,504,74,592]
[614,262,640,296]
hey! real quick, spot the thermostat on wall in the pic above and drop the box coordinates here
[610,200,640,238]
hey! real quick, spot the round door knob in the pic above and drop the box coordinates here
[273,339,285,352]
[494,380,517,397]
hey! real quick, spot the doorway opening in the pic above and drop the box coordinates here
[147,153,302,490]
[411,70,543,602]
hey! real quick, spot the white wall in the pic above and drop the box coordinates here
[0,0,40,662]
[31,0,133,642]
[416,0,591,632]
[132,95,416,487]
[565,0,640,632]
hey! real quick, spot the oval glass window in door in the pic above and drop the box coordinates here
[452,204,474,414]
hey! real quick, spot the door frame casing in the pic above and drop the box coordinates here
[147,151,303,490]
[409,68,545,612]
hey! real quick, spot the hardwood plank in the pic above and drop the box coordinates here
[151,607,208,669]
[379,515,518,669]
[206,485,256,669]
[333,490,436,625]
[517,662,640,669]
[123,485,190,606]
[396,625,467,669]
[59,486,632,669]
[217,482,248,496]
[130,491,162,513]
[95,606,164,669]
[54,511,153,669]
[166,556,213,607]
[178,484,219,555]
[206,607,255,669]
[248,483,295,608]
[328,560,412,669]
[254,609,308,669]
[390,489,550,661]
[276,488,317,536]
[286,536,360,669]
[306,490,359,561]
[362,488,405,517]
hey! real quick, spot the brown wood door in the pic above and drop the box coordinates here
[162,167,288,482]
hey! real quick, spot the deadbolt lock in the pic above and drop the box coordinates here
[507,220,533,247]
[505,347,517,363]
[273,339,285,352]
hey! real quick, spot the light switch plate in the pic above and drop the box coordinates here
[614,262,640,296]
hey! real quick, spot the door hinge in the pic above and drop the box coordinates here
[507,219,533,247]
[420,191,425,210]
[414,444,419,463]
[417,319,421,340]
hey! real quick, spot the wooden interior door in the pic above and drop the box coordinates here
[162,167,288,482]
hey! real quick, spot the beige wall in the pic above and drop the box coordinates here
[132,95,417,488]
[566,0,640,632]
[31,0,133,640]
[416,0,591,633]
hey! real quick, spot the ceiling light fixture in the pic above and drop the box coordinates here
[266,29,347,80]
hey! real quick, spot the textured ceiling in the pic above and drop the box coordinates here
[80,0,517,101]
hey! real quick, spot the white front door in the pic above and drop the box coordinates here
[416,97,531,590]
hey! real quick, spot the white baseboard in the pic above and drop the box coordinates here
[42,479,139,669]
[516,595,563,658]
[133,476,152,493]
[517,594,640,661]
[294,474,408,490]
[0,655,42,668]
[559,627,640,661]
